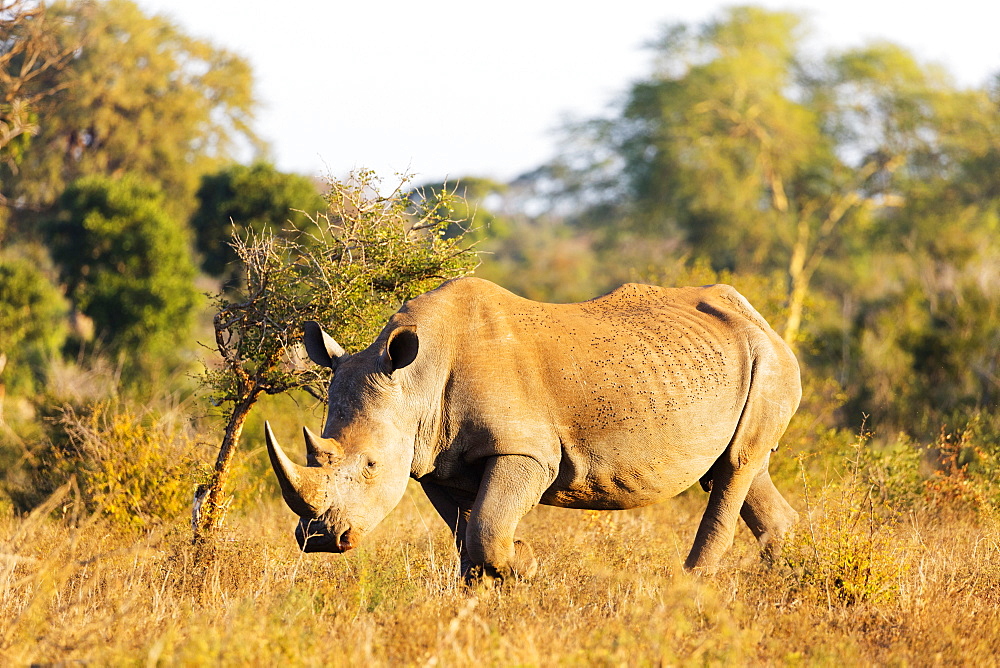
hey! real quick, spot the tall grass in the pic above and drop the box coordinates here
[4,431,1000,665]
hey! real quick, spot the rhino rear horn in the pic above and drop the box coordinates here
[303,425,344,464]
[265,421,330,517]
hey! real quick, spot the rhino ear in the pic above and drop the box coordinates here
[303,321,345,369]
[384,325,418,373]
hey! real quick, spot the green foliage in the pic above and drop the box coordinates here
[0,247,69,395]
[780,415,1000,609]
[204,169,478,406]
[858,436,927,511]
[556,7,824,268]
[919,417,1000,515]
[0,1,77,187]
[2,0,260,220]
[191,162,326,281]
[0,99,38,176]
[475,223,609,303]
[303,172,480,351]
[195,169,478,533]
[46,174,199,380]
[414,177,513,242]
[422,177,689,305]
[847,261,1000,431]
[783,496,906,607]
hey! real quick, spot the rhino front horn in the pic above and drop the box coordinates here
[264,421,330,517]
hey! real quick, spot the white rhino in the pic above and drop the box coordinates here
[266,277,801,580]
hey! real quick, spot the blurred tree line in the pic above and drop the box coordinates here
[1,1,998,516]
[428,7,1000,439]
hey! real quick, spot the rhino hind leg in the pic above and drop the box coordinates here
[699,457,799,564]
[684,459,761,574]
[685,356,799,575]
[739,463,798,563]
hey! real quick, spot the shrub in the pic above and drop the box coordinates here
[782,432,911,606]
[922,416,1000,515]
[860,414,1000,518]
[15,400,207,528]
[860,434,927,511]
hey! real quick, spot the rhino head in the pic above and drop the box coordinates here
[265,320,420,553]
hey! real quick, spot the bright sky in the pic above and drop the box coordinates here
[135,0,999,185]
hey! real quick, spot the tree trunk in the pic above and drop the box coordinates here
[783,217,810,347]
[785,273,809,348]
[193,390,260,540]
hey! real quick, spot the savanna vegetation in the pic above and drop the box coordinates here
[3,1,1000,664]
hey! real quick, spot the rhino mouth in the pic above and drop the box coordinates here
[295,521,358,553]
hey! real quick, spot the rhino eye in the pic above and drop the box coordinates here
[363,459,378,479]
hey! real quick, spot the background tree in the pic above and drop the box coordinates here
[815,50,1000,430]
[552,8,870,346]
[0,2,78,173]
[0,0,81,232]
[195,170,477,537]
[2,0,261,223]
[413,176,633,303]
[191,161,326,283]
[46,174,199,382]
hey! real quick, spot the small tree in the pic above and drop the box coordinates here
[194,170,477,537]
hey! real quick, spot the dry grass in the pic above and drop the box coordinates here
[4,469,1000,666]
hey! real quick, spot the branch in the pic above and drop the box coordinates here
[800,156,901,283]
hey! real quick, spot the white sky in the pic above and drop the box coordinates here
[135,0,1000,185]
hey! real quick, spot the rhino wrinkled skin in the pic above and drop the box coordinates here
[265,277,802,581]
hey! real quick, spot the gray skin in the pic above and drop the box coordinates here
[265,277,802,582]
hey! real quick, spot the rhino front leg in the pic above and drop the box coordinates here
[419,479,475,576]
[465,454,550,584]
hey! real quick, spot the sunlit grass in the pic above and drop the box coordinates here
[4,459,1000,665]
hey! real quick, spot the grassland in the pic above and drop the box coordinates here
[4,426,1000,666]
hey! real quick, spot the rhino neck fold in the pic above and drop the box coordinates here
[409,385,448,479]
[402,350,460,480]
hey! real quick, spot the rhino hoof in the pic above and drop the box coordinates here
[462,539,538,587]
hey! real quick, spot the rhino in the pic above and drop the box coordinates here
[265,277,801,580]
